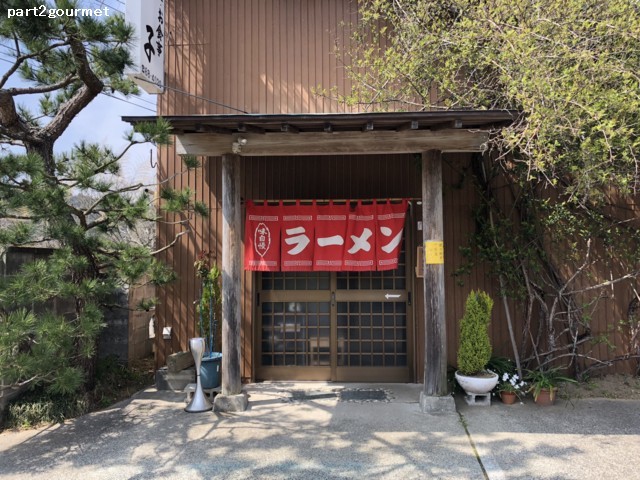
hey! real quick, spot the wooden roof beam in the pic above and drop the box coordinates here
[362,121,374,132]
[195,124,233,134]
[281,123,300,133]
[396,120,419,132]
[430,119,464,131]
[176,129,489,156]
[238,123,266,134]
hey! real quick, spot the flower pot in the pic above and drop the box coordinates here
[534,387,558,406]
[500,391,517,405]
[455,371,499,395]
[200,353,222,389]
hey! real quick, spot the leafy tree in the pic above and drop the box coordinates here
[0,1,204,395]
[345,0,640,375]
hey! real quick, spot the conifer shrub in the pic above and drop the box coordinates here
[456,290,494,376]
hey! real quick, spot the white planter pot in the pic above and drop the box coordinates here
[455,371,499,395]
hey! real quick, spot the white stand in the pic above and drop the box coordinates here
[184,338,213,413]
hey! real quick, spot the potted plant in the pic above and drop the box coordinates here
[526,367,576,406]
[454,290,499,405]
[497,372,526,404]
[194,252,222,389]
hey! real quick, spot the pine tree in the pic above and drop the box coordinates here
[0,1,205,395]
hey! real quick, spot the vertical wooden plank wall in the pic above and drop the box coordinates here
[159,0,359,117]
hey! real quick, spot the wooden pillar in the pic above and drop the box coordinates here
[422,149,448,397]
[221,153,242,396]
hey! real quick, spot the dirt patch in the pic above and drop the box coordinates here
[563,374,640,400]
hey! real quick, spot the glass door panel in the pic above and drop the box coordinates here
[337,301,407,368]
[260,300,331,367]
[257,247,411,382]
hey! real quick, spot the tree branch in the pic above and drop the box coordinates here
[0,90,30,140]
[567,271,640,295]
[0,40,69,89]
[151,228,190,256]
[8,73,76,96]
[41,35,103,142]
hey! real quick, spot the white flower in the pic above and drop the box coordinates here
[502,373,509,381]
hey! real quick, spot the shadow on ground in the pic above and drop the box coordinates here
[0,383,481,480]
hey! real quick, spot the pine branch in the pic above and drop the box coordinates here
[0,138,25,147]
[68,141,142,190]
[8,73,76,96]
[1,213,33,220]
[0,91,30,141]
[0,41,70,89]
[41,34,104,142]
[84,184,145,227]
[151,228,190,256]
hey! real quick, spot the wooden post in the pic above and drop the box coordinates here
[421,149,450,402]
[221,153,242,396]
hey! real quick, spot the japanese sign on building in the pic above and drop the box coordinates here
[125,0,165,94]
[245,201,281,271]
[244,200,408,272]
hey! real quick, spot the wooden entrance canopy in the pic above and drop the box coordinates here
[123,110,516,413]
[124,110,515,157]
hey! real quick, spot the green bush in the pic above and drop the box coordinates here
[3,390,89,429]
[1,356,154,430]
[456,290,494,375]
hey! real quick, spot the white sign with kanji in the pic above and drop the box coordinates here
[125,0,165,94]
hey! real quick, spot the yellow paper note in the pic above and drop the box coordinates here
[424,241,444,265]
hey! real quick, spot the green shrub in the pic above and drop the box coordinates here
[4,390,89,429]
[456,290,494,375]
[1,356,153,430]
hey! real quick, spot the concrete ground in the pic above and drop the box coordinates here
[0,383,638,479]
[456,395,640,480]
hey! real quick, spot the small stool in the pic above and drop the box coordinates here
[183,383,220,403]
[463,392,491,406]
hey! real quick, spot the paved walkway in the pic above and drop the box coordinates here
[0,383,638,479]
[456,395,640,480]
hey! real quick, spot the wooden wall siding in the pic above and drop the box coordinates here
[161,0,364,116]
[539,198,640,375]
[241,154,422,201]
[441,155,520,370]
[155,144,220,369]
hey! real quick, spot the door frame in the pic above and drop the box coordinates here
[253,211,416,383]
